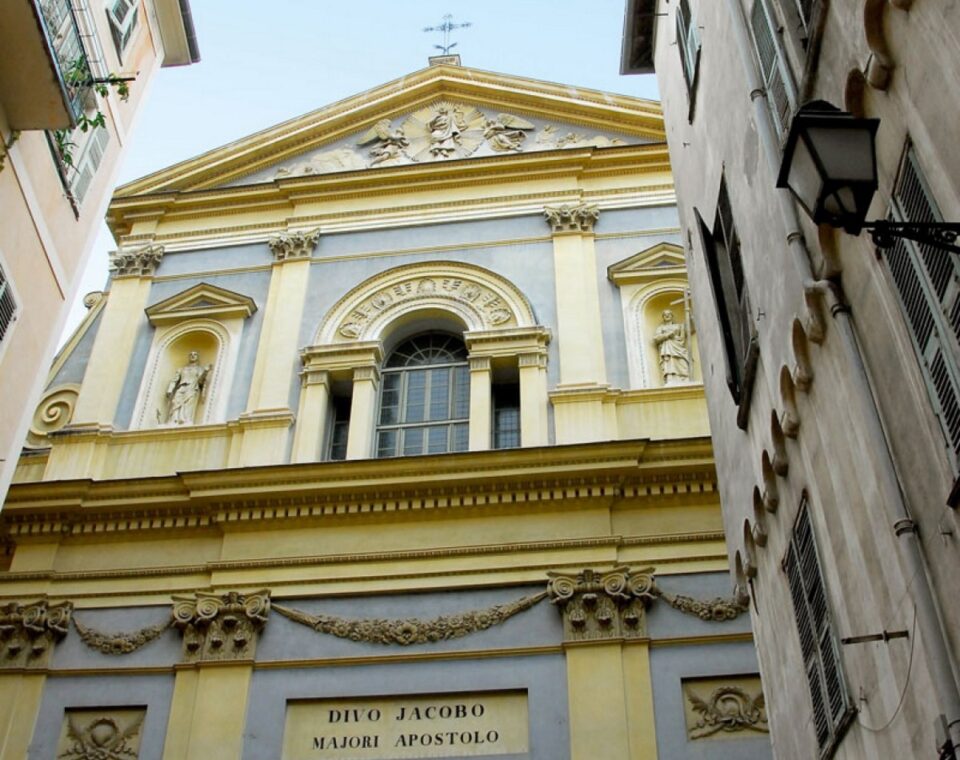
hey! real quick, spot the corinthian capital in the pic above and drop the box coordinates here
[543,203,600,234]
[109,244,165,277]
[268,228,320,260]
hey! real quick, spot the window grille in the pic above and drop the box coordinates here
[676,0,701,90]
[376,334,470,457]
[328,396,351,461]
[492,383,520,450]
[750,0,793,136]
[0,263,18,343]
[882,144,960,467]
[784,496,851,754]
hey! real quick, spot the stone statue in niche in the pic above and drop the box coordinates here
[653,310,690,384]
[161,351,212,425]
[483,113,535,152]
[357,119,409,167]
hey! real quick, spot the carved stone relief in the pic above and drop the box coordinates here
[0,600,71,669]
[171,590,270,662]
[335,274,516,340]
[273,591,545,646]
[682,677,768,740]
[268,228,320,260]
[57,708,145,760]
[263,102,635,181]
[25,384,80,448]
[543,203,600,234]
[108,245,164,277]
[547,567,655,641]
[73,614,171,655]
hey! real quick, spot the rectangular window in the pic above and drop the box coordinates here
[882,143,960,468]
[749,0,794,136]
[328,396,351,461]
[676,0,701,93]
[784,496,851,755]
[69,125,110,202]
[492,383,520,450]
[107,0,139,61]
[0,261,19,344]
[696,178,759,427]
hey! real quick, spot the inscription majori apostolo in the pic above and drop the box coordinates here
[282,691,529,760]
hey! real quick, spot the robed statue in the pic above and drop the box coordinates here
[162,351,212,425]
[653,309,691,385]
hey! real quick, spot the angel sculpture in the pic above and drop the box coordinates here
[483,113,535,152]
[357,119,409,166]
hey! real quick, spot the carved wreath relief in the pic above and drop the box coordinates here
[58,708,145,760]
[272,101,629,179]
[683,679,769,740]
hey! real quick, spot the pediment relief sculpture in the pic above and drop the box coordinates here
[262,102,634,182]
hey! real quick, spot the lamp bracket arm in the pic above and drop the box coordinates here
[864,221,960,255]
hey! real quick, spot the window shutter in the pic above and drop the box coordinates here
[0,264,17,342]
[883,146,960,466]
[676,0,700,87]
[785,498,850,753]
[750,1,792,135]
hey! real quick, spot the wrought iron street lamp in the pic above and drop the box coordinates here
[777,101,960,254]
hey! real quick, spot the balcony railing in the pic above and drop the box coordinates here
[38,0,92,122]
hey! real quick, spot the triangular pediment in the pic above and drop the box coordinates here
[608,243,687,285]
[145,283,257,326]
[115,64,665,196]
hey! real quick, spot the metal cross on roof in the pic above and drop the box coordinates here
[423,14,472,55]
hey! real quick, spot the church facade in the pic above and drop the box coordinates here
[1,61,771,760]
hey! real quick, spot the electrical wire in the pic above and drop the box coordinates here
[856,603,918,734]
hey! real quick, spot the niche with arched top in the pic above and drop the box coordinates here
[133,323,227,429]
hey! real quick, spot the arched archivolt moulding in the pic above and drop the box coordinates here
[314,261,539,345]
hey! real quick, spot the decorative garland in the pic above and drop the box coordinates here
[72,615,172,655]
[273,591,547,646]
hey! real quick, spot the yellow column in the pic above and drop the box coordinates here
[546,205,607,387]
[346,365,379,460]
[519,351,549,446]
[245,255,312,414]
[162,664,252,760]
[71,248,163,426]
[291,369,330,463]
[622,643,658,760]
[0,673,45,759]
[566,643,631,760]
[469,356,492,451]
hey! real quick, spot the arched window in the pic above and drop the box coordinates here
[376,333,470,457]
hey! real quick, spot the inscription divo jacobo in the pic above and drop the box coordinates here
[282,692,529,759]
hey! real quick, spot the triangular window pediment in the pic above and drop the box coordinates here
[145,283,257,326]
[608,243,687,286]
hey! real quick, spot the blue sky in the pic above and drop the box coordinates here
[62,0,658,339]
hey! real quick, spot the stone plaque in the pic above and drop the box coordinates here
[282,691,529,759]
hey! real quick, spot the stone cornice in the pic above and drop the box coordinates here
[2,439,716,537]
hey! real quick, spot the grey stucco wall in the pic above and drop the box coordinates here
[650,641,771,760]
[49,310,104,388]
[29,673,175,760]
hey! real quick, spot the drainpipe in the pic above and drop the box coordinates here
[722,0,960,751]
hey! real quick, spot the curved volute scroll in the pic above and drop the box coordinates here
[752,488,769,547]
[761,451,780,513]
[315,261,538,345]
[864,0,894,89]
